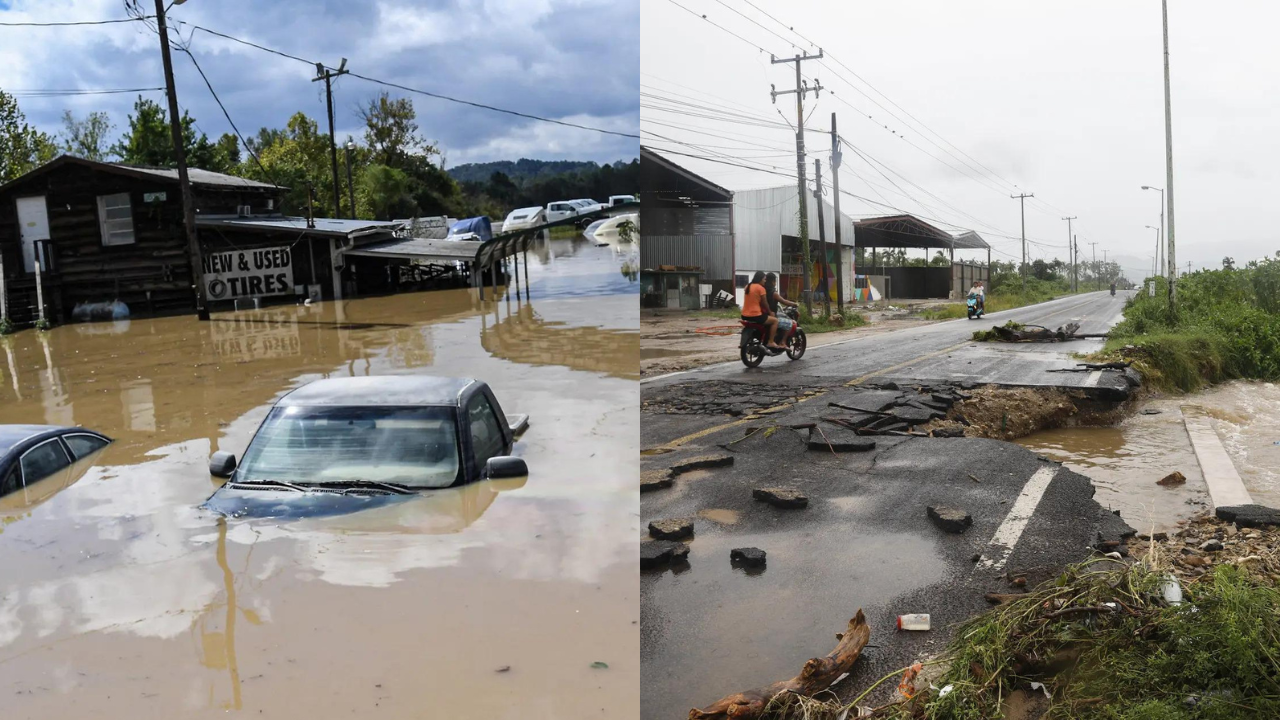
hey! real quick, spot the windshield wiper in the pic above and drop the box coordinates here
[228,479,309,493]
[299,480,415,495]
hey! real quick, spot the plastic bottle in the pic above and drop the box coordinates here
[896,614,931,631]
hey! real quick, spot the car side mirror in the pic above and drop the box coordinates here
[210,451,238,478]
[485,456,528,479]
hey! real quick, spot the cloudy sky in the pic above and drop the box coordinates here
[642,0,1279,280]
[0,0,638,167]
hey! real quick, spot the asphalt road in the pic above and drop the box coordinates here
[639,291,1140,719]
[644,290,1137,394]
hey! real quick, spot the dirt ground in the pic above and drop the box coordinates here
[641,304,939,376]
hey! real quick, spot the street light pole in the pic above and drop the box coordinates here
[1161,0,1178,307]
[1145,225,1160,279]
[344,141,357,220]
[1142,185,1164,281]
[1062,216,1076,292]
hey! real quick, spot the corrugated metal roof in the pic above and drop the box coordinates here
[196,216,403,238]
[344,236,483,262]
[854,215,990,250]
[122,166,279,189]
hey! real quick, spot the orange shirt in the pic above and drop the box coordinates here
[742,283,768,316]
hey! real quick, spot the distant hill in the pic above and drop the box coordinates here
[447,158,633,185]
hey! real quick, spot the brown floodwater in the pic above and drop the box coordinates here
[1017,380,1280,533]
[0,235,640,719]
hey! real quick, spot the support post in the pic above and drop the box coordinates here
[34,259,45,325]
[1161,0,1177,307]
[813,158,830,317]
[0,250,7,324]
[523,246,530,297]
[154,0,209,321]
[830,112,845,313]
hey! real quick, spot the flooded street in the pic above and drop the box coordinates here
[0,235,639,718]
[1018,381,1280,533]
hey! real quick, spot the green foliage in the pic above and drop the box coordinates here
[34,318,50,332]
[60,110,115,161]
[109,96,222,171]
[357,164,415,221]
[0,316,13,336]
[1104,256,1280,391]
[0,89,58,182]
[886,564,1280,720]
[448,158,608,184]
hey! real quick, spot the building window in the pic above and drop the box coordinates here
[97,193,136,246]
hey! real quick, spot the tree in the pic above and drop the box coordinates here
[109,96,216,169]
[211,133,241,173]
[1224,257,1236,270]
[360,92,436,168]
[244,112,335,214]
[0,90,57,182]
[358,164,416,220]
[60,110,115,161]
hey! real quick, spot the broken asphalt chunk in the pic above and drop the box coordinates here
[669,453,734,475]
[753,487,808,509]
[1215,504,1280,528]
[927,505,972,534]
[640,540,691,569]
[730,547,767,567]
[648,517,695,540]
[1157,471,1186,486]
[640,469,674,493]
[806,428,876,452]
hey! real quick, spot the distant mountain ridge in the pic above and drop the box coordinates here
[447,158,636,184]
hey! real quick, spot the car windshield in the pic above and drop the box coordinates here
[236,406,461,488]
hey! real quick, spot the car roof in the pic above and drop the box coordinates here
[277,376,479,408]
[0,425,74,456]
[508,206,542,216]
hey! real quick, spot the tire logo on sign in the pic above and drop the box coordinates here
[208,279,228,300]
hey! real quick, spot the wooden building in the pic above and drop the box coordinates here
[0,156,423,327]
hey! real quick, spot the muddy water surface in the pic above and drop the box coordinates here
[0,236,639,719]
[1018,381,1280,533]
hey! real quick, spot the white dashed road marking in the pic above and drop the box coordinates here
[976,466,1059,572]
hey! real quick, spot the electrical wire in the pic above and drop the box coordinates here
[0,17,150,27]
[6,87,165,97]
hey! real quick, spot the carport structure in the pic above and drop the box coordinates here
[855,215,991,299]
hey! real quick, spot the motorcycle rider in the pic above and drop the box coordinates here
[968,280,985,313]
[741,271,784,351]
[764,272,799,345]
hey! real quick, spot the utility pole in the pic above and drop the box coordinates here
[771,49,823,313]
[830,112,845,314]
[1062,216,1076,291]
[344,141,357,219]
[313,59,350,218]
[1089,241,1099,291]
[813,158,830,317]
[1073,236,1079,292]
[153,0,208,321]
[1011,193,1034,282]
[1161,0,1177,307]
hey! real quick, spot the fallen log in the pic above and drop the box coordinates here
[689,610,871,720]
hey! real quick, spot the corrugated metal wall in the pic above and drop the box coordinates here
[732,186,856,273]
[644,206,732,236]
[641,235,734,282]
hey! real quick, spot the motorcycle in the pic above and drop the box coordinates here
[966,292,985,320]
[1110,283,1117,296]
[740,306,806,368]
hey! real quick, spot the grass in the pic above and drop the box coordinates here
[1094,258,1280,392]
[761,562,1280,720]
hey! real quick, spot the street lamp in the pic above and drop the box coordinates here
[1141,185,1165,281]
[1145,225,1160,278]
[344,141,357,220]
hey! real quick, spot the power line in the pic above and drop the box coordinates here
[0,17,150,27]
[5,87,165,97]
[179,22,638,140]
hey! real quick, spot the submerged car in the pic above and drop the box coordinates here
[203,376,530,519]
[0,425,112,498]
[501,206,545,233]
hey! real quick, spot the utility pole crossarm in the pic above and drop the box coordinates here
[770,50,824,313]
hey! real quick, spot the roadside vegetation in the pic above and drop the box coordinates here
[918,259,1113,321]
[1099,255,1280,392]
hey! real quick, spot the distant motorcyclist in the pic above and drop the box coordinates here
[968,280,986,312]
[741,271,784,351]
[764,273,798,345]
[1110,282,1117,296]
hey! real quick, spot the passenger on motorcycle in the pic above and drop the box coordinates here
[764,273,799,345]
[968,280,986,312]
[741,271,784,351]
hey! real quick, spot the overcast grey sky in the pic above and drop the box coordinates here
[642,0,1278,280]
[0,0,638,167]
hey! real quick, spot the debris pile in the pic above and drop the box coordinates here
[1133,513,1280,584]
[972,320,1104,343]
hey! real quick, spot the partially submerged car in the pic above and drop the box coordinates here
[501,206,545,233]
[0,425,112,498]
[203,376,530,519]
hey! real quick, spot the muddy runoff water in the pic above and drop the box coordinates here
[1018,380,1280,534]
[0,235,639,719]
